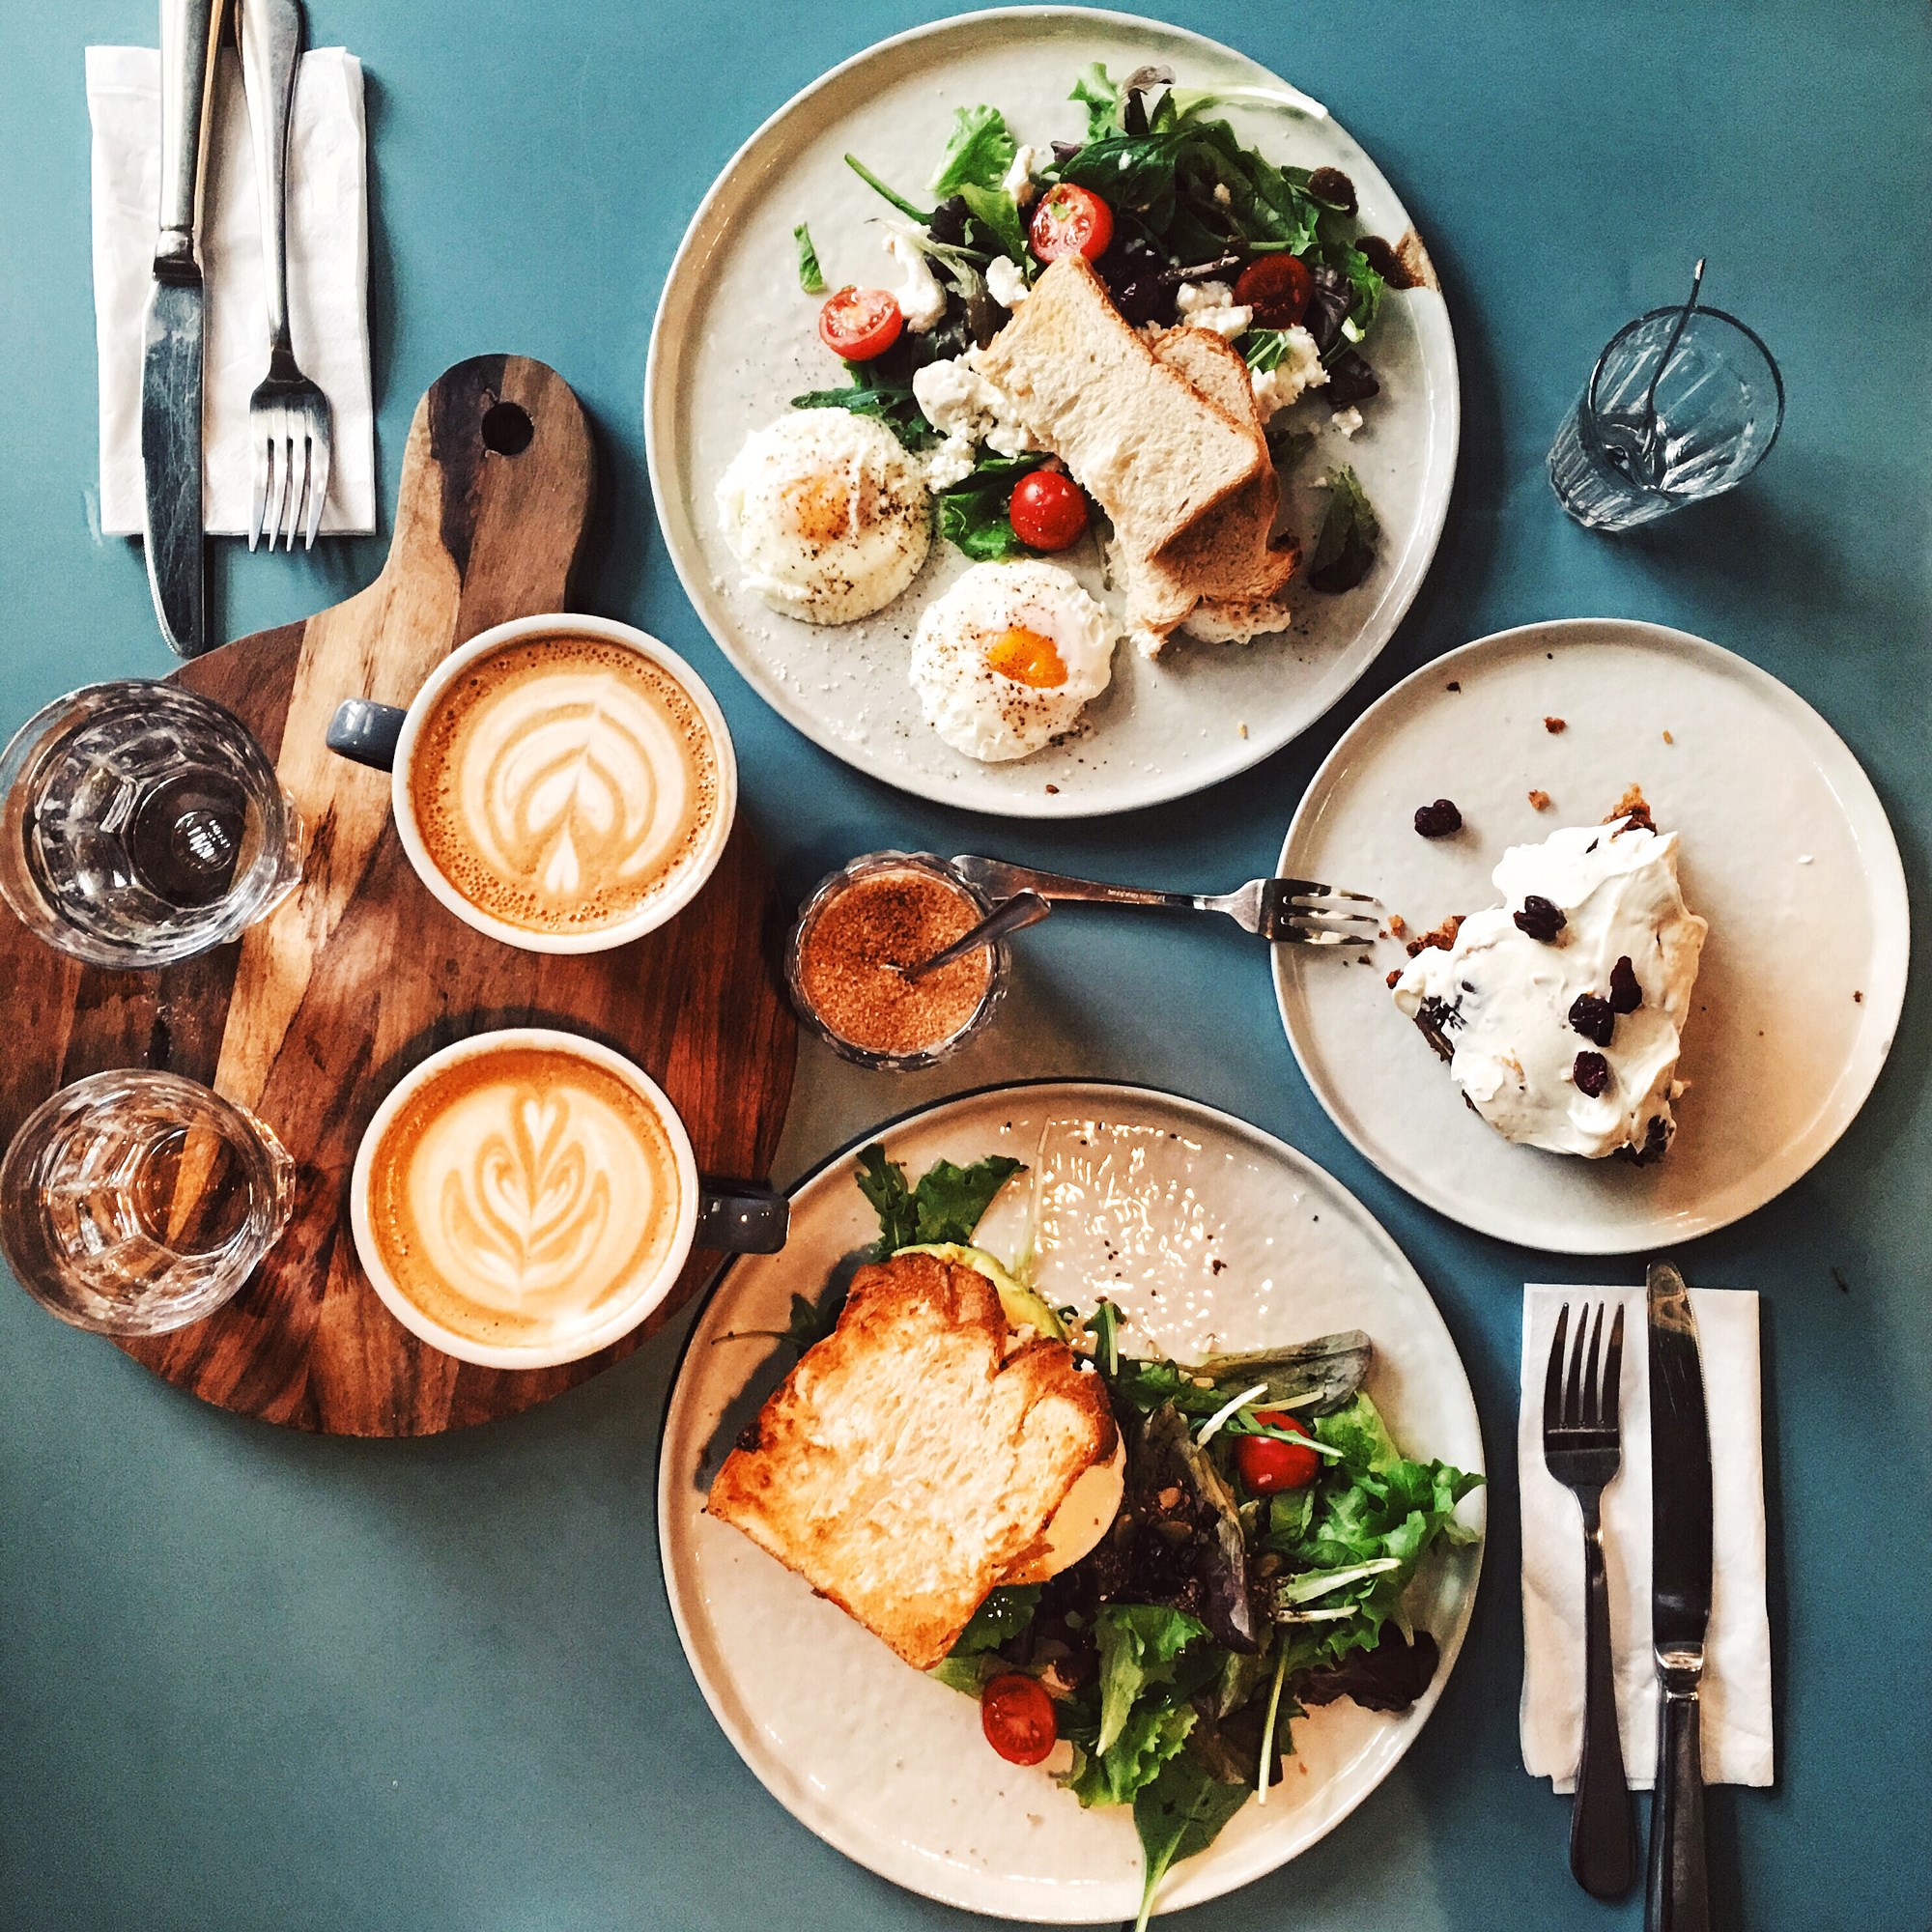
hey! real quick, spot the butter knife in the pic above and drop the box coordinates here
[141,0,225,655]
[1646,1260,1713,1932]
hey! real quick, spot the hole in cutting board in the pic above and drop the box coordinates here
[480,401,534,455]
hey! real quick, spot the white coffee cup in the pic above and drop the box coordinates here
[326,613,737,954]
[350,1027,785,1369]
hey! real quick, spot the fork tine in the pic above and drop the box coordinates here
[1277,877,1380,904]
[269,421,295,555]
[1543,1302,1571,1437]
[302,412,330,549]
[286,430,311,554]
[248,430,270,553]
[1581,1302,1605,1428]
[1563,1300,1588,1426]
[1602,1303,1626,1431]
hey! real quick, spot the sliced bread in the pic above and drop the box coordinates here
[705,1249,1118,1671]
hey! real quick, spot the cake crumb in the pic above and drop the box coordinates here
[1386,913,1407,938]
[1385,969,1402,988]
[1527,788,1551,811]
[1662,729,1675,744]
[1238,721,1249,739]
[1854,990,1863,1004]
[1445,680,1461,692]
[1606,783,1654,831]
[1406,914,1464,957]
[1044,783,1059,794]
[1544,716,1567,734]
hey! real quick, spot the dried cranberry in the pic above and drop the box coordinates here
[1307,166,1358,213]
[1568,993,1616,1046]
[1573,1051,1611,1097]
[1513,895,1567,942]
[1413,799,1463,838]
[1608,955,1642,1013]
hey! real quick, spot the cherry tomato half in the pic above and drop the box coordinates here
[1030,184,1115,264]
[1009,469,1090,551]
[1234,1412,1321,1494]
[1234,254,1314,329]
[817,286,904,361]
[980,1673,1058,1766]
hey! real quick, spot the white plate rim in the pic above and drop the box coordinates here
[643,5,1462,820]
[655,1075,1487,1920]
[1271,616,1914,1254]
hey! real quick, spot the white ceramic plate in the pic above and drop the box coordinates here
[1273,620,1911,1254]
[658,1080,1485,1922]
[645,8,1459,818]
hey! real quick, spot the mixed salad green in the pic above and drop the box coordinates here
[790,64,1403,585]
[794,1146,1481,1928]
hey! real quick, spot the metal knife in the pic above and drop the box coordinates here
[141,0,225,656]
[1645,1260,1714,1932]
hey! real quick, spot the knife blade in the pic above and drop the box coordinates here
[1645,1259,1713,1932]
[140,0,225,656]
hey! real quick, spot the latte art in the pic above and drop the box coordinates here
[366,1046,685,1347]
[411,637,721,935]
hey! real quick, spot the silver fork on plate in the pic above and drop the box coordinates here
[951,856,1380,947]
[1543,1300,1638,1901]
[239,0,332,550]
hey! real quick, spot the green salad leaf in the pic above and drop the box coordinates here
[1065,1700,1196,1808]
[930,103,1017,195]
[1130,1752,1250,1932]
[955,183,1029,265]
[842,152,933,224]
[793,221,825,295]
[1069,62,1122,140]
[1306,467,1380,594]
[791,358,939,451]
[1094,1605,1207,1755]
[929,1583,1041,1692]
[853,1144,1024,1255]
[933,451,1050,560]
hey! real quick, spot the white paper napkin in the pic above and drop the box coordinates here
[1520,1283,1774,1790]
[88,43,375,536]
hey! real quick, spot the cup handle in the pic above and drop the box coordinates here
[696,1181,789,1255]
[327,698,408,772]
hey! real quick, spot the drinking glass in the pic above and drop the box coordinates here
[1,1069,295,1334]
[0,681,302,968]
[1547,306,1784,530]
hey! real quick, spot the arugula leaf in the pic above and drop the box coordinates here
[1306,466,1380,594]
[854,1145,918,1254]
[933,452,1049,560]
[791,360,939,452]
[955,183,1029,265]
[842,153,934,224]
[1094,1605,1207,1754]
[1131,1752,1250,1932]
[1069,62,1122,140]
[912,1154,1023,1246]
[930,103,1017,195]
[710,1288,838,1355]
[793,221,825,296]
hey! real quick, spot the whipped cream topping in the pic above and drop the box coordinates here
[1392,820,1708,1159]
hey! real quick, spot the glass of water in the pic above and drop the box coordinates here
[0,681,302,969]
[0,1069,295,1334]
[1547,306,1784,530]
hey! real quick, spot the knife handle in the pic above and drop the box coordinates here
[1571,1498,1638,1898]
[1646,1670,1711,1932]
[156,0,225,272]
[237,0,302,353]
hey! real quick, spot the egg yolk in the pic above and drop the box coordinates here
[780,472,853,545]
[986,626,1067,689]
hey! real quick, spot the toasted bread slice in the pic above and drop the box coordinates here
[975,257,1264,558]
[706,1250,1118,1670]
[1125,327,1299,644]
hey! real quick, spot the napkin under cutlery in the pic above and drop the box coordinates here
[1519,1282,1774,1790]
[88,43,375,537]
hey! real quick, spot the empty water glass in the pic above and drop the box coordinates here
[0,681,301,969]
[1547,306,1783,530]
[0,1068,294,1334]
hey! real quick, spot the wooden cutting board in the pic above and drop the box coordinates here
[0,355,796,1435]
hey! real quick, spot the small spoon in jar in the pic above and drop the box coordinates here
[898,891,1051,982]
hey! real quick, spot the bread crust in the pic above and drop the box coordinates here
[706,1250,1118,1670]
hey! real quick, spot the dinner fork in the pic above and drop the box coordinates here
[239,0,332,550]
[1543,1300,1638,1901]
[951,855,1380,947]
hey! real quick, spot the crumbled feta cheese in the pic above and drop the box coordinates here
[912,354,1040,490]
[1001,143,1039,207]
[1249,325,1327,419]
[1175,279,1253,340]
[986,255,1030,310]
[1213,182,1233,207]
[1330,405,1364,438]
[886,229,947,332]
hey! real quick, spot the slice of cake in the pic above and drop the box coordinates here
[1390,810,1708,1161]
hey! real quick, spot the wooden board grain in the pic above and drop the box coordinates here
[0,355,796,1435]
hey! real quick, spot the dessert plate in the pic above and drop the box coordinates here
[645,7,1459,819]
[658,1080,1485,1921]
[1273,620,1910,1254]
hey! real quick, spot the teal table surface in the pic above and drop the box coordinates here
[2,4,1927,1928]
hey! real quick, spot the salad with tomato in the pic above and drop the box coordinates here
[789,61,1405,583]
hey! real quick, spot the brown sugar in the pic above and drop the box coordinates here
[796,868,992,1057]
